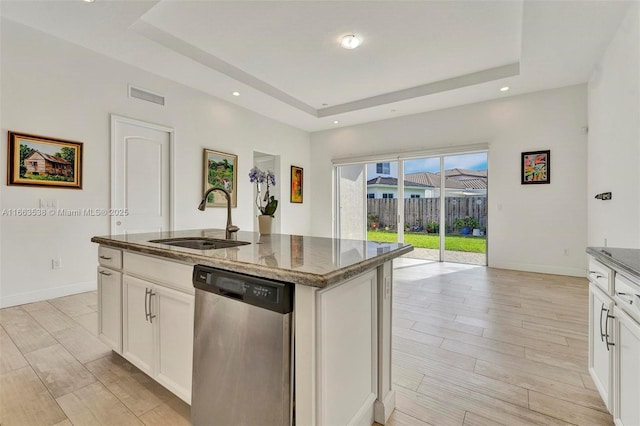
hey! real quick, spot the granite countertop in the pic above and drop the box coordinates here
[92,229,413,288]
[587,246,640,279]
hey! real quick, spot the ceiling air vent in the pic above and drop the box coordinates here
[128,85,165,106]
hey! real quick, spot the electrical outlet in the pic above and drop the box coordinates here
[52,258,62,270]
[39,199,59,208]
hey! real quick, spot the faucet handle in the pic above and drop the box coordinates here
[227,225,240,240]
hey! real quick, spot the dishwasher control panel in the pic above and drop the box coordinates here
[193,265,293,314]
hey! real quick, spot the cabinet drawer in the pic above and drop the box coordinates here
[99,246,122,270]
[123,252,194,294]
[615,273,640,324]
[588,257,612,295]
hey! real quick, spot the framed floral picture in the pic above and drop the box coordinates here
[7,131,83,189]
[521,150,550,184]
[204,149,237,207]
[290,165,303,203]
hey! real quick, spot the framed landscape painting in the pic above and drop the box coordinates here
[7,131,83,189]
[290,165,303,203]
[521,150,550,184]
[203,149,237,207]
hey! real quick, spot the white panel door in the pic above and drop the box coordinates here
[112,116,172,235]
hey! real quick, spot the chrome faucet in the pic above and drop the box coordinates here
[198,187,239,240]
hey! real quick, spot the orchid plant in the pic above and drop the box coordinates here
[249,167,278,217]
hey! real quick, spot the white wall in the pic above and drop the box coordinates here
[311,85,588,276]
[588,2,640,249]
[0,19,311,307]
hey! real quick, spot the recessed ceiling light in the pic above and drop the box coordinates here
[333,120,339,124]
[340,34,361,50]
[83,0,95,3]
[500,86,510,92]
[232,91,240,96]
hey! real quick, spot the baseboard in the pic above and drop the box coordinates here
[0,280,97,308]
[348,393,376,426]
[488,261,586,278]
[374,389,396,424]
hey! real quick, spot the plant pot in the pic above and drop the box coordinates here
[258,215,272,235]
[472,228,482,236]
[460,226,471,235]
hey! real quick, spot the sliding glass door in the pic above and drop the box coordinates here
[442,153,487,266]
[336,150,488,266]
[402,157,441,261]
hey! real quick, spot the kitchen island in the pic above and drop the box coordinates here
[586,247,640,426]
[92,229,413,425]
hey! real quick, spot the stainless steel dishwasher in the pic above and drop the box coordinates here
[191,265,294,426]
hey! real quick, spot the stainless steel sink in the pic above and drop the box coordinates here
[149,237,250,250]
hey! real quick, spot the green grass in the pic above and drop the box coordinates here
[367,230,486,253]
[24,173,74,182]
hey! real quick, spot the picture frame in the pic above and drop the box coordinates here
[290,165,303,203]
[204,149,237,207]
[521,150,550,185]
[7,131,83,189]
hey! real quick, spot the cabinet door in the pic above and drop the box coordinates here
[589,284,614,411]
[153,285,194,404]
[614,307,640,426]
[98,267,122,353]
[123,275,155,376]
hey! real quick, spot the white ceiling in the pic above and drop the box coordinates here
[0,0,632,132]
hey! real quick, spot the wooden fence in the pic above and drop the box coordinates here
[367,197,487,231]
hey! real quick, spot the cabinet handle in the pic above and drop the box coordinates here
[148,291,157,323]
[589,271,604,280]
[99,255,112,260]
[605,312,615,351]
[98,270,112,276]
[599,304,606,342]
[145,288,150,321]
[616,291,635,304]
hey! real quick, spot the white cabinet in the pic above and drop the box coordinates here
[97,247,123,353]
[613,307,640,426]
[588,252,640,424]
[154,284,194,403]
[122,274,194,403]
[123,275,155,375]
[589,283,615,411]
[97,267,122,353]
[589,256,613,295]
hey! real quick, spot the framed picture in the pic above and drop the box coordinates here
[7,131,83,189]
[521,150,550,184]
[204,149,237,207]
[290,165,303,203]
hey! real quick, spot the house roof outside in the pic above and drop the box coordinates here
[25,150,72,165]
[458,178,487,190]
[444,168,488,180]
[366,176,431,188]
[404,170,487,190]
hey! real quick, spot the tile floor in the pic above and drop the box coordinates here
[0,261,612,425]
[0,291,190,426]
